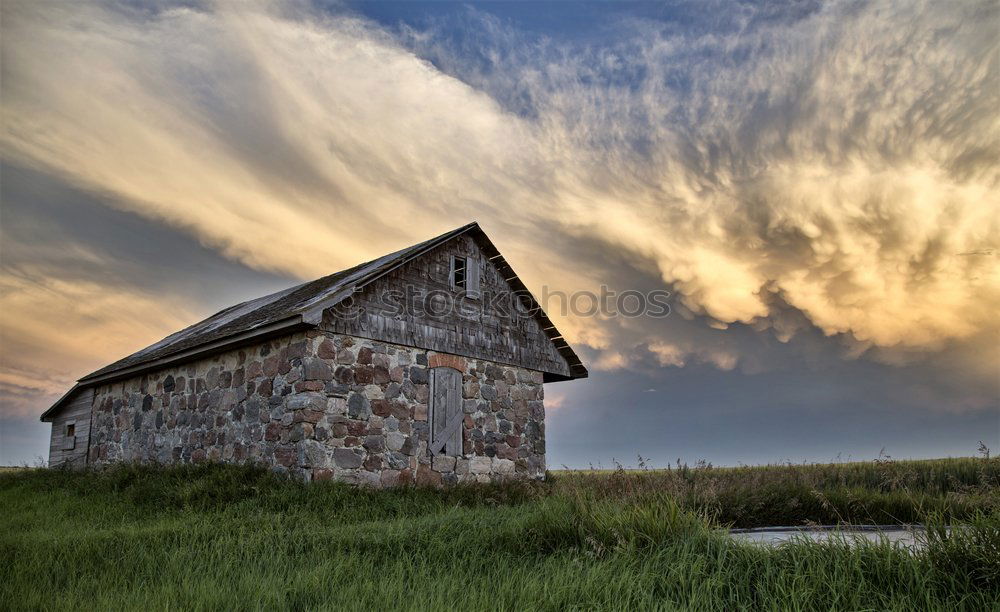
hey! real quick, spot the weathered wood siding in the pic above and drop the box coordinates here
[321,234,572,377]
[47,388,93,468]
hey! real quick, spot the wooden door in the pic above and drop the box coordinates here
[429,367,463,455]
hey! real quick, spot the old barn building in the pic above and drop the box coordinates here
[40,223,587,485]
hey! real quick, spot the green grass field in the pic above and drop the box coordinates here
[2,458,997,610]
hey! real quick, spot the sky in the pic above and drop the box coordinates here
[0,0,997,468]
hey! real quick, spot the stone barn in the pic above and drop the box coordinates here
[40,222,587,485]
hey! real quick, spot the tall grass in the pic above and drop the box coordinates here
[554,457,1000,527]
[1,459,997,610]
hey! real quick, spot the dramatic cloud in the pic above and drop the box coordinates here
[1,0,997,430]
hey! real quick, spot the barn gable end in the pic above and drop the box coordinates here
[322,232,576,378]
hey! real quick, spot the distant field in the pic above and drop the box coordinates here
[553,457,1000,527]
[1,458,997,609]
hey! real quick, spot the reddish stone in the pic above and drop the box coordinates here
[413,403,428,421]
[262,356,279,377]
[294,409,324,424]
[464,415,475,429]
[265,423,281,441]
[464,439,474,454]
[428,353,467,372]
[274,446,296,467]
[506,435,520,448]
[278,352,292,375]
[496,444,517,460]
[380,470,401,487]
[355,366,374,384]
[389,401,411,419]
[313,468,334,481]
[399,468,413,484]
[318,339,337,360]
[474,440,485,455]
[371,399,391,417]
[416,463,443,487]
[331,423,349,438]
[192,449,207,463]
[389,366,404,383]
[232,368,245,388]
[257,379,273,397]
[344,436,361,447]
[347,421,367,436]
[287,341,308,359]
[357,347,373,365]
[364,455,382,471]
[247,362,263,378]
[294,381,325,392]
[373,366,391,385]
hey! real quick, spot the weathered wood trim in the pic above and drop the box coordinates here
[47,387,93,468]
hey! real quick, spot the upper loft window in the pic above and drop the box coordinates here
[451,256,467,290]
[65,423,75,438]
[450,255,480,298]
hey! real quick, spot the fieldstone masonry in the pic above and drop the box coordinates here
[88,330,546,485]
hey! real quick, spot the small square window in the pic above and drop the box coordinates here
[452,256,467,290]
[65,423,75,438]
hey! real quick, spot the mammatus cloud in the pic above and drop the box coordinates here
[1,0,997,417]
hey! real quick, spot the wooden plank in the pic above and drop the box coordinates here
[47,388,93,468]
[321,234,574,377]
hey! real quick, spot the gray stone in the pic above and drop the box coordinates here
[287,392,326,413]
[340,470,380,487]
[387,451,409,470]
[400,380,417,400]
[363,435,385,452]
[470,456,492,474]
[386,432,406,452]
[333,448,363,469]
[494,458,515,474]
[347,393,370,418]
[408,366,428,385]
[301,440,328,468]
[400,435,418,456]
[385,382,401,399]
[432,455,456,473]
[302,358,333,381]
[481,384,497,401]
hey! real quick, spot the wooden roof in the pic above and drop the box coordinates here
[42,222,586,421]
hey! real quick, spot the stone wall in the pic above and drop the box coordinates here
[88,331,546,485]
